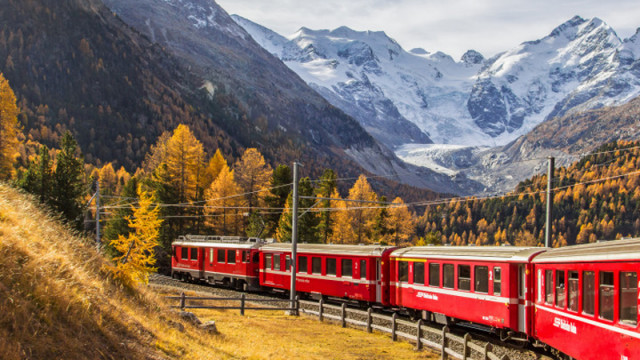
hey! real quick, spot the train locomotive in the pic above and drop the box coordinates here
[171,235,640,360]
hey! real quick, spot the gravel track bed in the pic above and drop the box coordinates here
[150,274,552,360]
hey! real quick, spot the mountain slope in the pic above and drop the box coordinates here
[101,0,480,194]
[0,184,181,359]
[0,0,446,196]
[0,0,236,170]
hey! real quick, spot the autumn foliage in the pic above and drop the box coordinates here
[419,140,640,247]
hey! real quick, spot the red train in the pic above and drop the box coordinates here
[171,235,640,359]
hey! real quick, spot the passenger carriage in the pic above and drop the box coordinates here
[532,238,640,360]
[259,243,399,305]
[389,246,545,340]
[171,235,263,291]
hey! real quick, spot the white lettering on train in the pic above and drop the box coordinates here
[417,292,438,300]
[553,317,577,334]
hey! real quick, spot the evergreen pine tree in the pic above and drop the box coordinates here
[263,164,292,236]
[275,178,319,242]
[315,169,337,243]
[19,145,53,204]
[51,132,86,229]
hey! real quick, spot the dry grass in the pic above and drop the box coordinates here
[0,184,438,359]
[157,290,438,360]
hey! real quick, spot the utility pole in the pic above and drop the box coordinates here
[289,162,300,315]
[545,157,555,248]
[86,180,101,250]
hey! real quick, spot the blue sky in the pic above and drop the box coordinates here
[216,0,640,59]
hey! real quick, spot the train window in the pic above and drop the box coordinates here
[217,249,225,263]
[253,253,260,263]
[285,255,291,272]
[360,260,367,279]
[327,258,337,276]
[545,270,554,304]
[475,266,489,293]
[298,256,308,273]
[493,267,501,295]
[429,263,440,287]
[181,247,189,260]
[443,264,454,289]
[190,248,198,261]
[273,254,281,271]
[568,271,579,312]
[210,249,214,264]
[458,265,471,291]
[599,271,614,321]
[583,271,595,315]
[414,262,425,285]
[312,257,322,274]
[227,250,236,264]
[342,259,353,277]
[265,254,272,270]
[398,261,409,283]
[619,272,637,326]
[555,270,566,308]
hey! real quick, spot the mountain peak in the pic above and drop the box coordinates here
[461,50,484,66]
[549,15,587,38]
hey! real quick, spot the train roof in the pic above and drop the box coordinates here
[532,237,640,263]
[172,235,266,249]
[260,243,399,256]
[391,246,546,262]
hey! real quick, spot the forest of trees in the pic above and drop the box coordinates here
[419,141,640,247]
[4,68,640,276]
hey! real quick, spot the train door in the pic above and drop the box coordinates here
[517,264,526,333]
[376,259,382,303]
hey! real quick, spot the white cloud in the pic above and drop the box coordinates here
[216,0,640,59]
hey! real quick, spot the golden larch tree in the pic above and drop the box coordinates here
[388,197,416,245]
[328,189,356,244]
[233,148,272,211]
[109,186,162,285]
[205,164,245,235]
[165,124,206,202]
[205,148,227,188]
[115,166,131,195]
[347,175,378,244]
[0,73,20,180]
[98,162,117,194]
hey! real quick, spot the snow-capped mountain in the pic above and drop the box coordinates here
[470,16,640,141]
[233,15,640,151]
[233,14,640,193]
[233,15,484,149]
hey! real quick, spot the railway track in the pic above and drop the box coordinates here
[150,274,554,360]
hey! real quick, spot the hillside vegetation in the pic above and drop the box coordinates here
[0,184,432,359]
[420,140,640,247]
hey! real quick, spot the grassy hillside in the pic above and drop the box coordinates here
[0,183,433,359]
